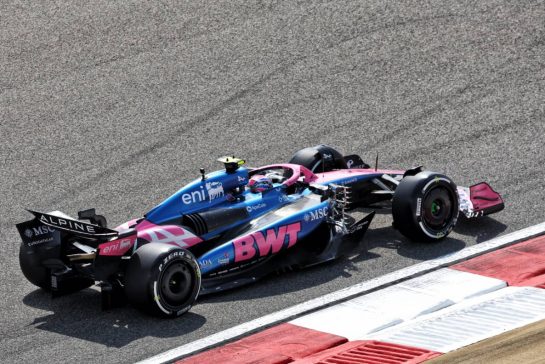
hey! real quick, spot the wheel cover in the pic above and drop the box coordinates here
[159,261,193,308]
[422,186,455,232]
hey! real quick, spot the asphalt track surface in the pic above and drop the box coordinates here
[1,1,544,363]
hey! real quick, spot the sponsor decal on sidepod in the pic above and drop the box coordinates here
[181,182,225,204]
[233,222,302,263]
[246,203,267,212]
[218,252,230,265]
[304,207,328,222]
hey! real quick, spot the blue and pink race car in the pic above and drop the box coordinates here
[16,145,504,317]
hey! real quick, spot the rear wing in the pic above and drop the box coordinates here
[27,210,118,238]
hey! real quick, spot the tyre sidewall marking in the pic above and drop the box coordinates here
[418,177,459,237]
[416,197,422,218]
[152,250,201,316]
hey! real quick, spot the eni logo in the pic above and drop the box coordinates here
[181,181,225,204]
[206,181,224,200]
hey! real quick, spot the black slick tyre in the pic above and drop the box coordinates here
[20,242,94,293]
[19,242,50,290]
[125,244,201,318]
[289,145,347,172]
[392,171,459,242]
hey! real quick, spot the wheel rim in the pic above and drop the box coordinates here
[160,262,193,307]
[422,186,454,232]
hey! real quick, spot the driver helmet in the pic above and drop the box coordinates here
[248,174,273,193]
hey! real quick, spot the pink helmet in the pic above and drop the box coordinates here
[248,174,273,193]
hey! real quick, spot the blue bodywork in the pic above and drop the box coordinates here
[146,167,252,222]
[141,164,378,284]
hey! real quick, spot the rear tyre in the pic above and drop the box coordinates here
[125,244,201,318]
[392,171,459,242]
[19,242,50,290]
[289,145,347,172]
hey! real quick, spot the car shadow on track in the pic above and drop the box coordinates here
[362,226,467,261]
[23,288,206,347]
[363,216,507,261]
[21,217,508,342]
[359,208,508,244]
[454,215,508,243]
[202,216,508,304]
[198,234,463,304]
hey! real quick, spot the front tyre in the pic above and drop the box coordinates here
[125,244,201,318]
[392,171,459,242]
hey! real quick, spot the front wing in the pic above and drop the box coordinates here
[458,182,504,218]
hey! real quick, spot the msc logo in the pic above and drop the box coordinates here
[181,181,225,204]
[304,207,328,222]
[24,225,55,238]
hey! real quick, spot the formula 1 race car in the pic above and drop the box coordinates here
[16,145,504,317]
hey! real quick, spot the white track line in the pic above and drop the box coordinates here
[138,222,545,364]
